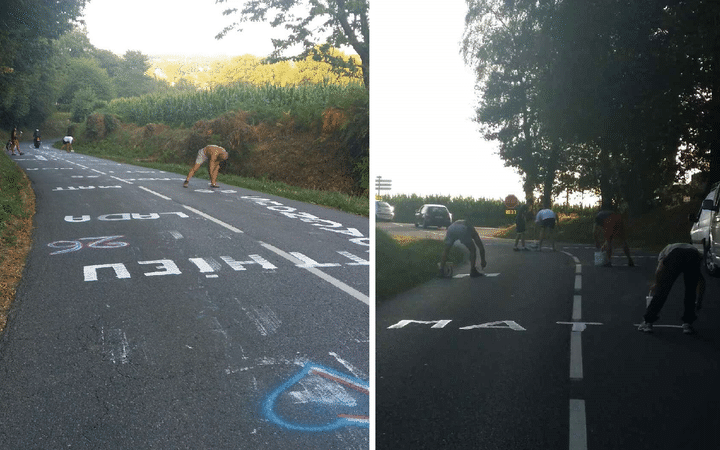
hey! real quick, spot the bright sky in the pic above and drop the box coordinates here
[370,0,526,202]
[82,0,278,57]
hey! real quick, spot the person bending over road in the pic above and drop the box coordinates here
[184,145,229,188]
[593,209,634,267]
[638,243,705,334]
[439,220,487,277]
[535,207,557,251]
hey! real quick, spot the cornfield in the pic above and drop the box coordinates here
[107,82,367,129]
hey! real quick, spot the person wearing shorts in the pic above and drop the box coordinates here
[183,145,229,188]
[9,127,22,155]
[534,207,557,251]
[593,209,634,267]
[439,220,487,277]
[62,135,74,152]
[638,243,705,334]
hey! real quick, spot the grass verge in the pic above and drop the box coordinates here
[53,140,368,217]
[376,228,464,304]
[0,152,35,333]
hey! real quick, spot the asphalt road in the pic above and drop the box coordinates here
[376,222,720,450]
[0,143,369,449]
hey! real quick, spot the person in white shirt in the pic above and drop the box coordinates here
[638,243,706,334]
[534,207,558,251]
[62,135,74,152]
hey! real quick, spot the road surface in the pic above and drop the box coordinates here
[377,222,720,450]
[0,143,369,449]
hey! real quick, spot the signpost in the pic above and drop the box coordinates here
[375,176,392,197]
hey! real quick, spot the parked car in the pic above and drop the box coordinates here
[376,201,395,221]
[690,180,720,277]
[414,204,452,228]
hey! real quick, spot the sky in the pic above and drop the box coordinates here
[82,0,278,57]
[82,0,529,202]
[370,1,526,202]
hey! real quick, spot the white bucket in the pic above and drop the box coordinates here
[594,251,609,266]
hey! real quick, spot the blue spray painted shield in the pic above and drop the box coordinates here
[262,362,369,432]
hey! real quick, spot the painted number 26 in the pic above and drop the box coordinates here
[48,236,128,255]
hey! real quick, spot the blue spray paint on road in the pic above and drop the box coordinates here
[262,362,369,432]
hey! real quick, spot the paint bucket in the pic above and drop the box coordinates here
[594,251,609,266]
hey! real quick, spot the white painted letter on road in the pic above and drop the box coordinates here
[138,259,182,277]
[84,263,131,281]
[459,321,526,331]
[387,320,452,329]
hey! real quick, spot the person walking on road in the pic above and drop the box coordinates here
[62,134,74,152]
[638,243,706,334]
[183,145,229,188]
[9,127,22,155]
[593,209,634,267]
[513,205,531,251]
[439,220,487,277]
[535,207,557,251]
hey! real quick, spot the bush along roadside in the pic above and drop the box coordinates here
[0,151,36,333]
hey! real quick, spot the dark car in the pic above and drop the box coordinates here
[414,204,452,228]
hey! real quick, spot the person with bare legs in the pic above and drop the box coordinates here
[183,145,229,188]
[593,209,634,267]
[439,220,487,277]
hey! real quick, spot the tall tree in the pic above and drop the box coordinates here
[215,0,369,89]
[0,0,87,127]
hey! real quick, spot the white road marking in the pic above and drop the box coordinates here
[574,275,582,292]
[259,242,369,306]
[453,273,500,278]
[569,399,588,450]
[572,295,582,321]
[182,205,244,233]
[138,185,171,200]
[110,176,134,185]
[290,252,341,268]
[570,331,583,380]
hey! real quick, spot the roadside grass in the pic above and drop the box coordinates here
[52,140,368,217]
[0,151,35,333]
[376,228,464,303]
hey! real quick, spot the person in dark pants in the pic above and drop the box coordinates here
[593,209,634,267]
[439,220,487,277]
[638,243,706,334]
[513,205,531,251]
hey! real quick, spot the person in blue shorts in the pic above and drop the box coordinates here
[439,220,487,277]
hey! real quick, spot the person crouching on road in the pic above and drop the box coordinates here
[593,209,634,267]
[638,243,705,334]
[183,145,229,188]
[439,220,487,277]
[535,207,557,251]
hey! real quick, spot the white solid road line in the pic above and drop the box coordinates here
[182,205,243,233]
[138,185,172,201]
[569,399,588,450]
[260,241,370,306]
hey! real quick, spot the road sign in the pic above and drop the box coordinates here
[504,194,519,209]
[375,176,392,191]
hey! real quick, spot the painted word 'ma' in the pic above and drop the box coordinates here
[387,320,526,331]
[84,255,276,282]
[65,212,189,223]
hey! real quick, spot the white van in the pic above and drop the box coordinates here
[690,181,720,276]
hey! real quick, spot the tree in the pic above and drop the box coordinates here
[215,0,369,89]
[0,0,87,127]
